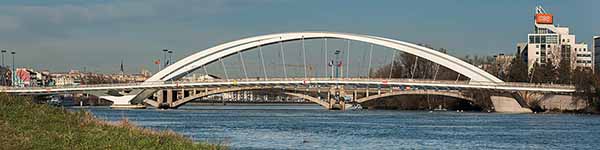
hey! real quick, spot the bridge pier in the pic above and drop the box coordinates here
[166,89,173,107]
[156,90,164,106]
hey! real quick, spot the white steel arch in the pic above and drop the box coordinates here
[128,32,503,104]
[151,32,502,82]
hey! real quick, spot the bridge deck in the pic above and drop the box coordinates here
[1,78,575,95]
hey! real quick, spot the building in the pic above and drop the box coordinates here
[517,6,592,72]
[10,68,52,87]
[594,36,600,72]
[480,54,514,79]
[494,54,514,76]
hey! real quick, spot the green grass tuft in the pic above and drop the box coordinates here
[0,94,226,150]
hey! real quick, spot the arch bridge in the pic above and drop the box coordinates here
[3,32,576,112]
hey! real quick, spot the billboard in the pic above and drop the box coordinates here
[535,13,553,24]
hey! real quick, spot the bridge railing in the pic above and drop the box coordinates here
[0,77,575,92]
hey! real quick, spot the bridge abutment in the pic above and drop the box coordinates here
[489,96,532,113]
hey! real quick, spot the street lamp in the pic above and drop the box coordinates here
[162,49,168,69]
[168,50,173,66]
[10,51,15,87]
[1,49,6,67]
[0,50,5,86]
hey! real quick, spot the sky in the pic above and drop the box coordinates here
[0,0,598,74]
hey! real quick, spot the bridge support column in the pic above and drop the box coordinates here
[166,89,174,108]
[181,89,185,99]
[157,90,164,105]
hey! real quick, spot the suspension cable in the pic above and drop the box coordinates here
[324,38,328,78]
[346,40,350,78]
[389,50,396,79]
[433,64,440,81]
[280,37,288,79]
[367,44,374,80]
[203,66,209,77]
[455,74,461,83]
[239,51,248,80]
[410,57,419,79]
[302,36,308,79]
[219,57,229,80]
[258,41,268,80]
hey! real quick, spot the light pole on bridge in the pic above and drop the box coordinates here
[1,49,5,86]
[10,51,15,87]
[168,50,173,67]
[162,49,168,70]
[1,49,6,67]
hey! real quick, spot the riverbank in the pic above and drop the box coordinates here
[0,94,225,149]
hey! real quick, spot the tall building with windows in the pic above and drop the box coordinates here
[516,6,591,72]
[594,36,600,72]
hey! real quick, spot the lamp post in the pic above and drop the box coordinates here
[1,49,5,67]
[162,49,168,69]
[10,51,15,87]
[168,50,173,66]
[0,50,5,85]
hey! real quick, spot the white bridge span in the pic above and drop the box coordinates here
[124,32,505,105]
[2,32,571,109]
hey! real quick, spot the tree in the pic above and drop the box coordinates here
[572,67,594,108]
[592,74,600,111]
[372,47,465,81]
[507,55,528,82]
[530,62,544,83]
[556,59,572,84]
[541,60,557,83]
[528,60,557,84]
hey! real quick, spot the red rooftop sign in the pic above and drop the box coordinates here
[535,13,553,24]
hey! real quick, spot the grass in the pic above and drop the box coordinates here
[0,94,226,150]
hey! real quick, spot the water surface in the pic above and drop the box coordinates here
[78,105,600,149]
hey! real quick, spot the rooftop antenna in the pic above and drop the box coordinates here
[535,5,547,14]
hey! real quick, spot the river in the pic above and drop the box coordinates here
[77,105,600,149]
